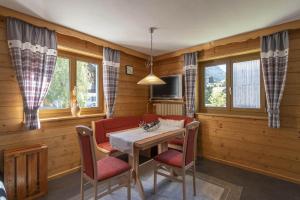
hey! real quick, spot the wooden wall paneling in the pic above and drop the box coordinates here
[114,52,149,117]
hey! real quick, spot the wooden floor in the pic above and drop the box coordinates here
[196,158,300,200]
[42,157,300,200]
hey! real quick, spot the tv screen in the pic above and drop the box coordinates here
[151,75,182,99]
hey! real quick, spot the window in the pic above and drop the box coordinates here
[199,53,265,114]
[40,52,103,117]
[42,57,70,109]
[76,61,98,108]
[204,64,226,107]
[232,60,260,108]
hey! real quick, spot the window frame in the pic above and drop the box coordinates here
[40,51,104,118]
[199,53,266,116]
[199,58,230,113]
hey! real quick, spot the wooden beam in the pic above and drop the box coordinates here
[57,33,103,59]
[154,19,300,61]
[0,5,148,59]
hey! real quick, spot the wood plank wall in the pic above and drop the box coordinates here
[0,16,149,179]
[153,29,300,184]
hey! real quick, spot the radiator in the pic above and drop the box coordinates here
[153,103,185,115]
[4,144,48,200]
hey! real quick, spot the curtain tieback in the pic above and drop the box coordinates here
[267,108,280,114]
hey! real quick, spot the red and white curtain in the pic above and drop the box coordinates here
[261,31,289,128]
[184,52,198,118]
[6,17,57,130]
[103,47,120,118]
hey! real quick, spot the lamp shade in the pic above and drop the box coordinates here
[137,73,166,85]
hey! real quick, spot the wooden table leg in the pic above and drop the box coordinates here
[129,148,145,200]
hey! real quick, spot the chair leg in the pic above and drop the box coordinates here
[108,180,111,193]
[127,171,131,200]
[80,172,84,200]
[153,164,157,194]
[193,163,196,196]
[182,170,186,200]
[94,181,98,200]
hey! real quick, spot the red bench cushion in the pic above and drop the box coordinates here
[97,142,118,154]
[97,156,131,181]
[94,116,142,144]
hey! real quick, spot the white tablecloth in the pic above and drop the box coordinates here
[109,125,180,155]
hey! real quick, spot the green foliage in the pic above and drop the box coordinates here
[205,80,226,107]
[43,57,70,109]
[76,61,98,108]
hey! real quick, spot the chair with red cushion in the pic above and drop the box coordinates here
[164,115,193,151]
[153,121,200,200]
[76,125,131,200]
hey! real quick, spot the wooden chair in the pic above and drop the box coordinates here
[76,125,131,200]
[153,121,200,200]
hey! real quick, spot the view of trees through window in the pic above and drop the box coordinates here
[76,61,98,108]
[204,64,227,107]
[42,57,70,109]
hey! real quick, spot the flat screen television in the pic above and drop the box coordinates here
[151,75,183,99]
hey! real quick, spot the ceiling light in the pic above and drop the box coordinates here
[137,27,166,85]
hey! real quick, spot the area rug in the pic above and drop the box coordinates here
[43,160,242,200]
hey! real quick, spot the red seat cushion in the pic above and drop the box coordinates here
[97,156,131,181]
[97,142,118,154]
[154,149,183,168]
[169,138,184,146]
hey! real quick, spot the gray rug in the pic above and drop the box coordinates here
[43,160,242,200]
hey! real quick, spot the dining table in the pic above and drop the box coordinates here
[108,126,186,200]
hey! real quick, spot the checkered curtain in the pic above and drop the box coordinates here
[261,31,289,128]
[184,52,198,118]
[6,17,57,130]
[103,47,120,118]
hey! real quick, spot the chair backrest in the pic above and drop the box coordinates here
[183,121,200,166]
[76,125,97,180]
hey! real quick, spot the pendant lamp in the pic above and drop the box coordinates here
[137,27,166,85]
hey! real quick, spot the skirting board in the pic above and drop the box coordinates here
[204,155,300,185]
[48,166,81,181]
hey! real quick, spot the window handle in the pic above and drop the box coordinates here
[229,87,232,96]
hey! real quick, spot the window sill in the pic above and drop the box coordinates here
[40,113,106,123]
[196,112,268,120]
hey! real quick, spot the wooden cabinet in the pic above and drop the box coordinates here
[4,144,48,200]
